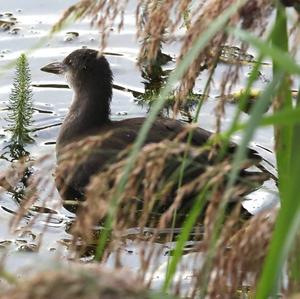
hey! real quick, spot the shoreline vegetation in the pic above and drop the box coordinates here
[1,0,300,298]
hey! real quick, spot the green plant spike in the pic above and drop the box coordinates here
[6,53,34,158]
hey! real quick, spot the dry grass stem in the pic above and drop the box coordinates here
[207,207,278,298]
[48,129,269,252]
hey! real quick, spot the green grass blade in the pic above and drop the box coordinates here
[226,72,283,190]
[255,154,300,298]
[195,73,284,298]
[256,5,300,298]
[219,54,264,158]
[228,106,300,132]
[259,106,300,127]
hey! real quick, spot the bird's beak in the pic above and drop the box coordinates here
[40,62,66,74]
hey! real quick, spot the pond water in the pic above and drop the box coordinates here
[0,0,279,293]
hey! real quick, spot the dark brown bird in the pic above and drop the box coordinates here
[41,48,267,214]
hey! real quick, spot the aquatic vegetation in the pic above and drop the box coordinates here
[6,53,33,158]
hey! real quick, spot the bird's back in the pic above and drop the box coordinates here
[55,117,212,201]
[55,116,265,211]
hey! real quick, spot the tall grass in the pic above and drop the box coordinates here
[6,1,300,298]
[94,0,248,261]
[255,4,300,298]
[53,0,300,296]
[122,2,300,298]
[199,3,300,298]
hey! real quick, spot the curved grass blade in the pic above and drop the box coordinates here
[256,5,300,298]
[196,72,284,298]
[226,105,300,132]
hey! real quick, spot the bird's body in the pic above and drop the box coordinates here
[57,116,213,201]
[41,48,268,214]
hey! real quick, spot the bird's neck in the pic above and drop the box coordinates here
[72,86,111,123]
[57,86,112,150]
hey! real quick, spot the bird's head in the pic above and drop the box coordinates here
[41,48,113,92]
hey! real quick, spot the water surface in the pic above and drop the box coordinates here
[0,0,278,290]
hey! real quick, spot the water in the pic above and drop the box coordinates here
[0,0,278,291]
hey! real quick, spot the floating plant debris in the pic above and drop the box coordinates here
[44,141,56,145]
[0,20,15,31]
[9,27,20,35]
[0,240,12,250]
[219,89,300,114]
[102,51,124,57]
[33,107,53,114]
[4,12,13,17]
[115,111,128,116]
[210,45,270,65]
[32,83,69,89]
[17,243,38,252]
[64,31,79,42]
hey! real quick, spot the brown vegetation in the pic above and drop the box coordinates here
[0,265,159,299]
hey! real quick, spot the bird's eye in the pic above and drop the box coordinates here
[65,59,72,65]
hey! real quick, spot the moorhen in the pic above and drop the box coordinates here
[41,48,267,214]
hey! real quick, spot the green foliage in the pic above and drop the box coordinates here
[6,53,34,152]
[255,4,300,298]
